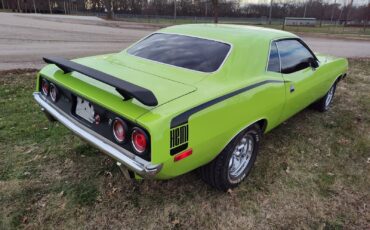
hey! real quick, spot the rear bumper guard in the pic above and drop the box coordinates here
[33,92,162,177]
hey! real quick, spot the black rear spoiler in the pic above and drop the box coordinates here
[43,57,158,106]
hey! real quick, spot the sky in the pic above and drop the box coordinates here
[239,0,369,6]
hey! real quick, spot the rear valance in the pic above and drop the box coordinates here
[43,57,158,106]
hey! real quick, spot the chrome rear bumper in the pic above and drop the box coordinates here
[33,92,162,177]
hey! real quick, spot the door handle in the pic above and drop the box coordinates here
[290,85,295,93]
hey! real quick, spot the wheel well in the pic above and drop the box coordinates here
[336,73,346,83]
[213,119,268,163]
[256,119,268,133]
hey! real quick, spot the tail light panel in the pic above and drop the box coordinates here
[38,76,151,161]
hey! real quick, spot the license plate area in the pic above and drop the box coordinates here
[75,97,95,123]
[71,95,152,161]
[38,77,151,161]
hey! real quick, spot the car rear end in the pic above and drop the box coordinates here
[35,78,162,178]
[34,29,235,180]
[34,54,198,179]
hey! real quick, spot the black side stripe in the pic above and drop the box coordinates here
[170,80,283,128]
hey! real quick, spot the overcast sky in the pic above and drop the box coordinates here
[240,0,369,6]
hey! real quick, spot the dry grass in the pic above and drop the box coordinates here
[0,59,369,229]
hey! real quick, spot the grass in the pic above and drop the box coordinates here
[0,59,369,229]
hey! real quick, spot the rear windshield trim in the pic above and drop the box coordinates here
[125,32,233,74]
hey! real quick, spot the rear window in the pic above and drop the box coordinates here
[127,33,231,73]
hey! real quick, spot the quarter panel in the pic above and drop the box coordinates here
[316,57,349,95]
[187,78,285,162]
[145,77,286,179]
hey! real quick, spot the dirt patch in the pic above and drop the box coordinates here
[0,68,38,76]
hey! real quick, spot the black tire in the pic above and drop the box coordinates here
[314,82,337,112]
[198,124,261,191]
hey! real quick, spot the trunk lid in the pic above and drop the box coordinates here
[40,54,197,121]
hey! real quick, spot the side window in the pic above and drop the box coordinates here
[267,41,280,72]
[276,39,314,74]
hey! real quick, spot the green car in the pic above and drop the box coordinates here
[34,24,348,191]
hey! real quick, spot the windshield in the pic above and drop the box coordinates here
[127,33,231,73]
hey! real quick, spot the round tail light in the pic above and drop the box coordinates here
[49,83,59,102]
[112,118,127,143]
[41,79,49,96]
[131,128,148,154]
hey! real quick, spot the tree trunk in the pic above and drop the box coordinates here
[205,2,208,17]
[68,0,71,14]
[330,0,337,24]
[319,3,325,27]
[268,0,273,25]
[70,0,73,14]
[364,0,370,32]
[32,0,37,13]
[1,0,5,9]
[344,0,354,26]
[48,0,53,14]
[336,3,344,27]
[66,0,71,14]
[17,0,21,12]
[104,0,114,20]
[174,0,176,20]
[212,0,218,23]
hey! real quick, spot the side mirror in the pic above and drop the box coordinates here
[308,57,319,69]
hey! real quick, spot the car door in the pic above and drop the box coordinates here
[276,39,320,121]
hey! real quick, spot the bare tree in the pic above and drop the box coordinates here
[64,0,67,14]
[17,0,21,12]
[103,0,114,19]
[32,0,37,13]
[364,0,370,32]
[336,0,345,27]
[4,0,367,26]
[344,0,354,26]
[212,0,219,23]
[330,0,337,23]
[319,0,325,27]
[174,0,177,20]
[303,0,308,18]
[48,0,53,14]
[268,0,273,24]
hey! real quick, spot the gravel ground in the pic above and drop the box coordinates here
[0,13,369,71]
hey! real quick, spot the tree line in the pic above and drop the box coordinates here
[1,0,369,24]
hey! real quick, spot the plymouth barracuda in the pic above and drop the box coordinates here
[34,24,348,191]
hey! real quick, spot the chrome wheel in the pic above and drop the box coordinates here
[198,124,261,191]
[325,86,335,108]
[228,134,254,180]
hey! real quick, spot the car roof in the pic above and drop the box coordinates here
[159,24,298,45]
